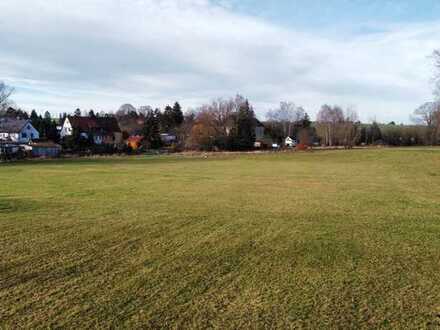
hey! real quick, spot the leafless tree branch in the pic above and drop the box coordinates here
[0,81,14,111]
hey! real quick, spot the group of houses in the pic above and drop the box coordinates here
[0,113,178,159]
[0,117,62,158]
[0,112,299,159]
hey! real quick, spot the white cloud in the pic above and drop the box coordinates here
[0,0,437,122]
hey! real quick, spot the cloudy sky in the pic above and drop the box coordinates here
[1,0,439,122]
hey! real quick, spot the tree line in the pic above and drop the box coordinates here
[1,49,439,151]
[111,95,259,151]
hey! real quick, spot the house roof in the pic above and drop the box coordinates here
[255,119,265,128]
[0,118,30,133]
[67,116,121,134]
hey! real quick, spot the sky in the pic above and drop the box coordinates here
[0,0,439,122]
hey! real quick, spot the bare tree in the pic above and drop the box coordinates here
[412,102,438,126]
[138,105,153,117]
[187,108,218,150]
[209,98,235,136]
[412,101,440,144]
[0,81,14,112]
[341,108,360,148]
[116,104,137,117]
[195,95,248,138]
[266,102,306,137]
[316,105,344,146]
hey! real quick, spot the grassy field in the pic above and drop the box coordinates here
[2,149,440,328]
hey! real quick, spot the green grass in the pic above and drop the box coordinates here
[2,149,440,328]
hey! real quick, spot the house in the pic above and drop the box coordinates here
[255,120,265,140]
[254,136,274,149]
[60,116,122,146]
[254,121,276,149]
[30,142,62,158]
[285,137,297,148]
[0,118,40,143]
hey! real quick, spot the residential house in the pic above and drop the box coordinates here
[60,116,122,146]
[285,137,297,148]
[254,120,275,149]
[255,120,265,140]
[0,118,40,143]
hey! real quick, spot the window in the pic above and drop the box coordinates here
[21,132,27,138]
[27,125,31,130]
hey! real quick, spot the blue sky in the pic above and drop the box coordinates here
[223,0,440,27]
[0,0,439,122]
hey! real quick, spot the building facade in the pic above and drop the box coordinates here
[60,116,122,146]
[0,119,40,143]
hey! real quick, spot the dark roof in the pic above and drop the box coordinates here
[0,118,29,133]
[67,116,121,134]
[255,119,265,128]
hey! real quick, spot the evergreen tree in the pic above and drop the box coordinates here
[28,110,59,142]
[360,126,367,144]
[161,102,184,132]
[64,128,90,151]
[74,108,81,116]
[369,122,382,144]
[2,107,28,119]
[30,110,39,121]
[301,113,312,128]
[232,100,256,150]
[30,110,42,139]
[44,114,59,142]
[142,109,162,149]
[64,128,80,150]
[161,105,174,132]
[172,102,184,127]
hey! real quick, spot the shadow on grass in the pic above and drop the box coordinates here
[0,198,43,214]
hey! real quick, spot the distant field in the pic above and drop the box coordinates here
[2,149,440,328]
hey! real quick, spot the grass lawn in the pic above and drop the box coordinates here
[2,149,440,328]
